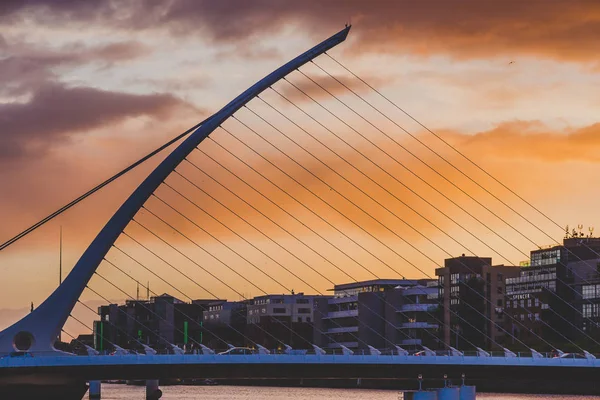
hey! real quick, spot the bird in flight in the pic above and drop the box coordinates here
[509,61,515,65]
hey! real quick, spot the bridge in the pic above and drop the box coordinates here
[1,24,600,400]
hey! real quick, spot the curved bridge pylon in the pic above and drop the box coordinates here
[0,25,351,355]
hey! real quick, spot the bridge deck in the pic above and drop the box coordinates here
[1,353,598,369]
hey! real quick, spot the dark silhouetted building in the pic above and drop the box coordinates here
[437,255,519,350]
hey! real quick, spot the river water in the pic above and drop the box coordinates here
[99,384,600,399]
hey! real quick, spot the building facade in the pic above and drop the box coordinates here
[245,293,329,350]
[94,294,209,352]
[316,279,439,352]
[436,255,520,350]
[506,237,600,350]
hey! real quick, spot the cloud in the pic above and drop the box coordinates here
[0,82,192,160]
[441,120,600,163]
[273,69,388,104]
[4,1,600,63]
[0,37,150,96]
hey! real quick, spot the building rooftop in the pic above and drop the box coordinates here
[332,278,427,291]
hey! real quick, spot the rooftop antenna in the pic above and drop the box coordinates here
[136,281,140,301]
[147,281,150,300]
[565,225,570,239]
[590,227,595,238]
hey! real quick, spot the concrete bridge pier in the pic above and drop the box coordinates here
[146,379,162,400]
[88,381,101,399]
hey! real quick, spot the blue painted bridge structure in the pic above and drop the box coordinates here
[2,352,600,397]
[1,24,600,399]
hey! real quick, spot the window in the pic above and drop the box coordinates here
[272,298,284,304]
[296,299,309,304]
[583,304,600,318]
[298,308,311,314]
[531,249,561,266]
[527,299,532,308]
[520,314,525,321]
[534,298,540,307]
[273,308,286,314]
[450,273,460,285]
[583,284,600,300]
[534,313,540,321]
[297,317,302,323]
[307,317,311,323]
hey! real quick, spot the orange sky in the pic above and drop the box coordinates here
[2,1,600,337]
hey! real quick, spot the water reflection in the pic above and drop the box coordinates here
[99,384,600,400]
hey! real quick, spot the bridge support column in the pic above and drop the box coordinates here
[146,380,162,400]
[404,391,438,400]
[459,386,476,400]
[437,387,459,400]
[88,381,101,399]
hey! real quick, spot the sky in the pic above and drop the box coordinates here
[3,0,600,337]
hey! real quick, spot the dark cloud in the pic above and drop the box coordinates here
[0,83,190,159]
[0,38,150,96]
[4,1,600,62]
[273,70,389,104]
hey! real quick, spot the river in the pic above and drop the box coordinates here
[99,384,600,399]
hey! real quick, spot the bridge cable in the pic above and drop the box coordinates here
[205,118,509,350]
[266,87,515,265]
[75,297,173,351]
[103,251,272,350]
[233,97,579,351]
[141,195,425,351]
[280,70,597,348]
[129,211,358,349]
[261,82,598,350]
[167,164,465,350]
[298,64,600,346]
[0,118,208,251]
[285,73,529,260]
[306,61,539,250]
[190,136,477,349]
[322,55,600,315]
[68,310,138,353]
[322,53,570,243]
[91,264,248,349]
[219,116,523,350]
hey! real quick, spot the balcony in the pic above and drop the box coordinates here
[328,295,358,304]
[401,287,437,297]
[327,326,359,334]
[400,338,422,346]
[398,304,438,312]
[324,310,359,319]
[328,341,359,349]
[398,322,439,329]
